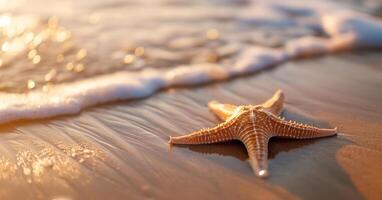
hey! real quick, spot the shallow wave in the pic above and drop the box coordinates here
[0,0,382,124]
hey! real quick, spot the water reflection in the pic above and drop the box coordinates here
[0,140,107,185]
[0,13,84,92]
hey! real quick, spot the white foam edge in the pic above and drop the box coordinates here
[0,9,382,124]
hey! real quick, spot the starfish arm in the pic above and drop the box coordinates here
[240,132,270,178]
[270,115,338,139]
[261,89,285,116]
[208,100,239,121]
[169,121,235,145]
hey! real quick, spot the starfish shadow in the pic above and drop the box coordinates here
[176,108,363,200]
[180,108,333,165]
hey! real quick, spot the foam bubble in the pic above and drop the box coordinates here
[321,10,382,48]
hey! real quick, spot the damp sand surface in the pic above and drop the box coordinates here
[0,52,381,199]
[1,0,382,199]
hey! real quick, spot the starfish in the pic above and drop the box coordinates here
[168,90,338,178]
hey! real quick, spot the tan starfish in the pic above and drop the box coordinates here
[168,90,338,178]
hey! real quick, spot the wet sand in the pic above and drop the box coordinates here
[0,51,381,199]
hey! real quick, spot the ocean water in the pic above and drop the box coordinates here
[0,0,382,123]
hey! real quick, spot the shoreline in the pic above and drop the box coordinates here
[0,52,381,199]
[2,3,382,124]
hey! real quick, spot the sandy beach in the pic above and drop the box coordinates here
[0,51,381,199]
[0,0,382,199]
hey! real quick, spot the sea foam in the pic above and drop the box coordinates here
[1,0,382,124]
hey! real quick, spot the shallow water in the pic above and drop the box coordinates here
[0,0,299,92]
[1,0,382,124]
[0,0,380,92]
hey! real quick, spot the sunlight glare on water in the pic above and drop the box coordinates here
[1,0,359,93]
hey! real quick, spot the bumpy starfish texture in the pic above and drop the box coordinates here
[168,90,338,178]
